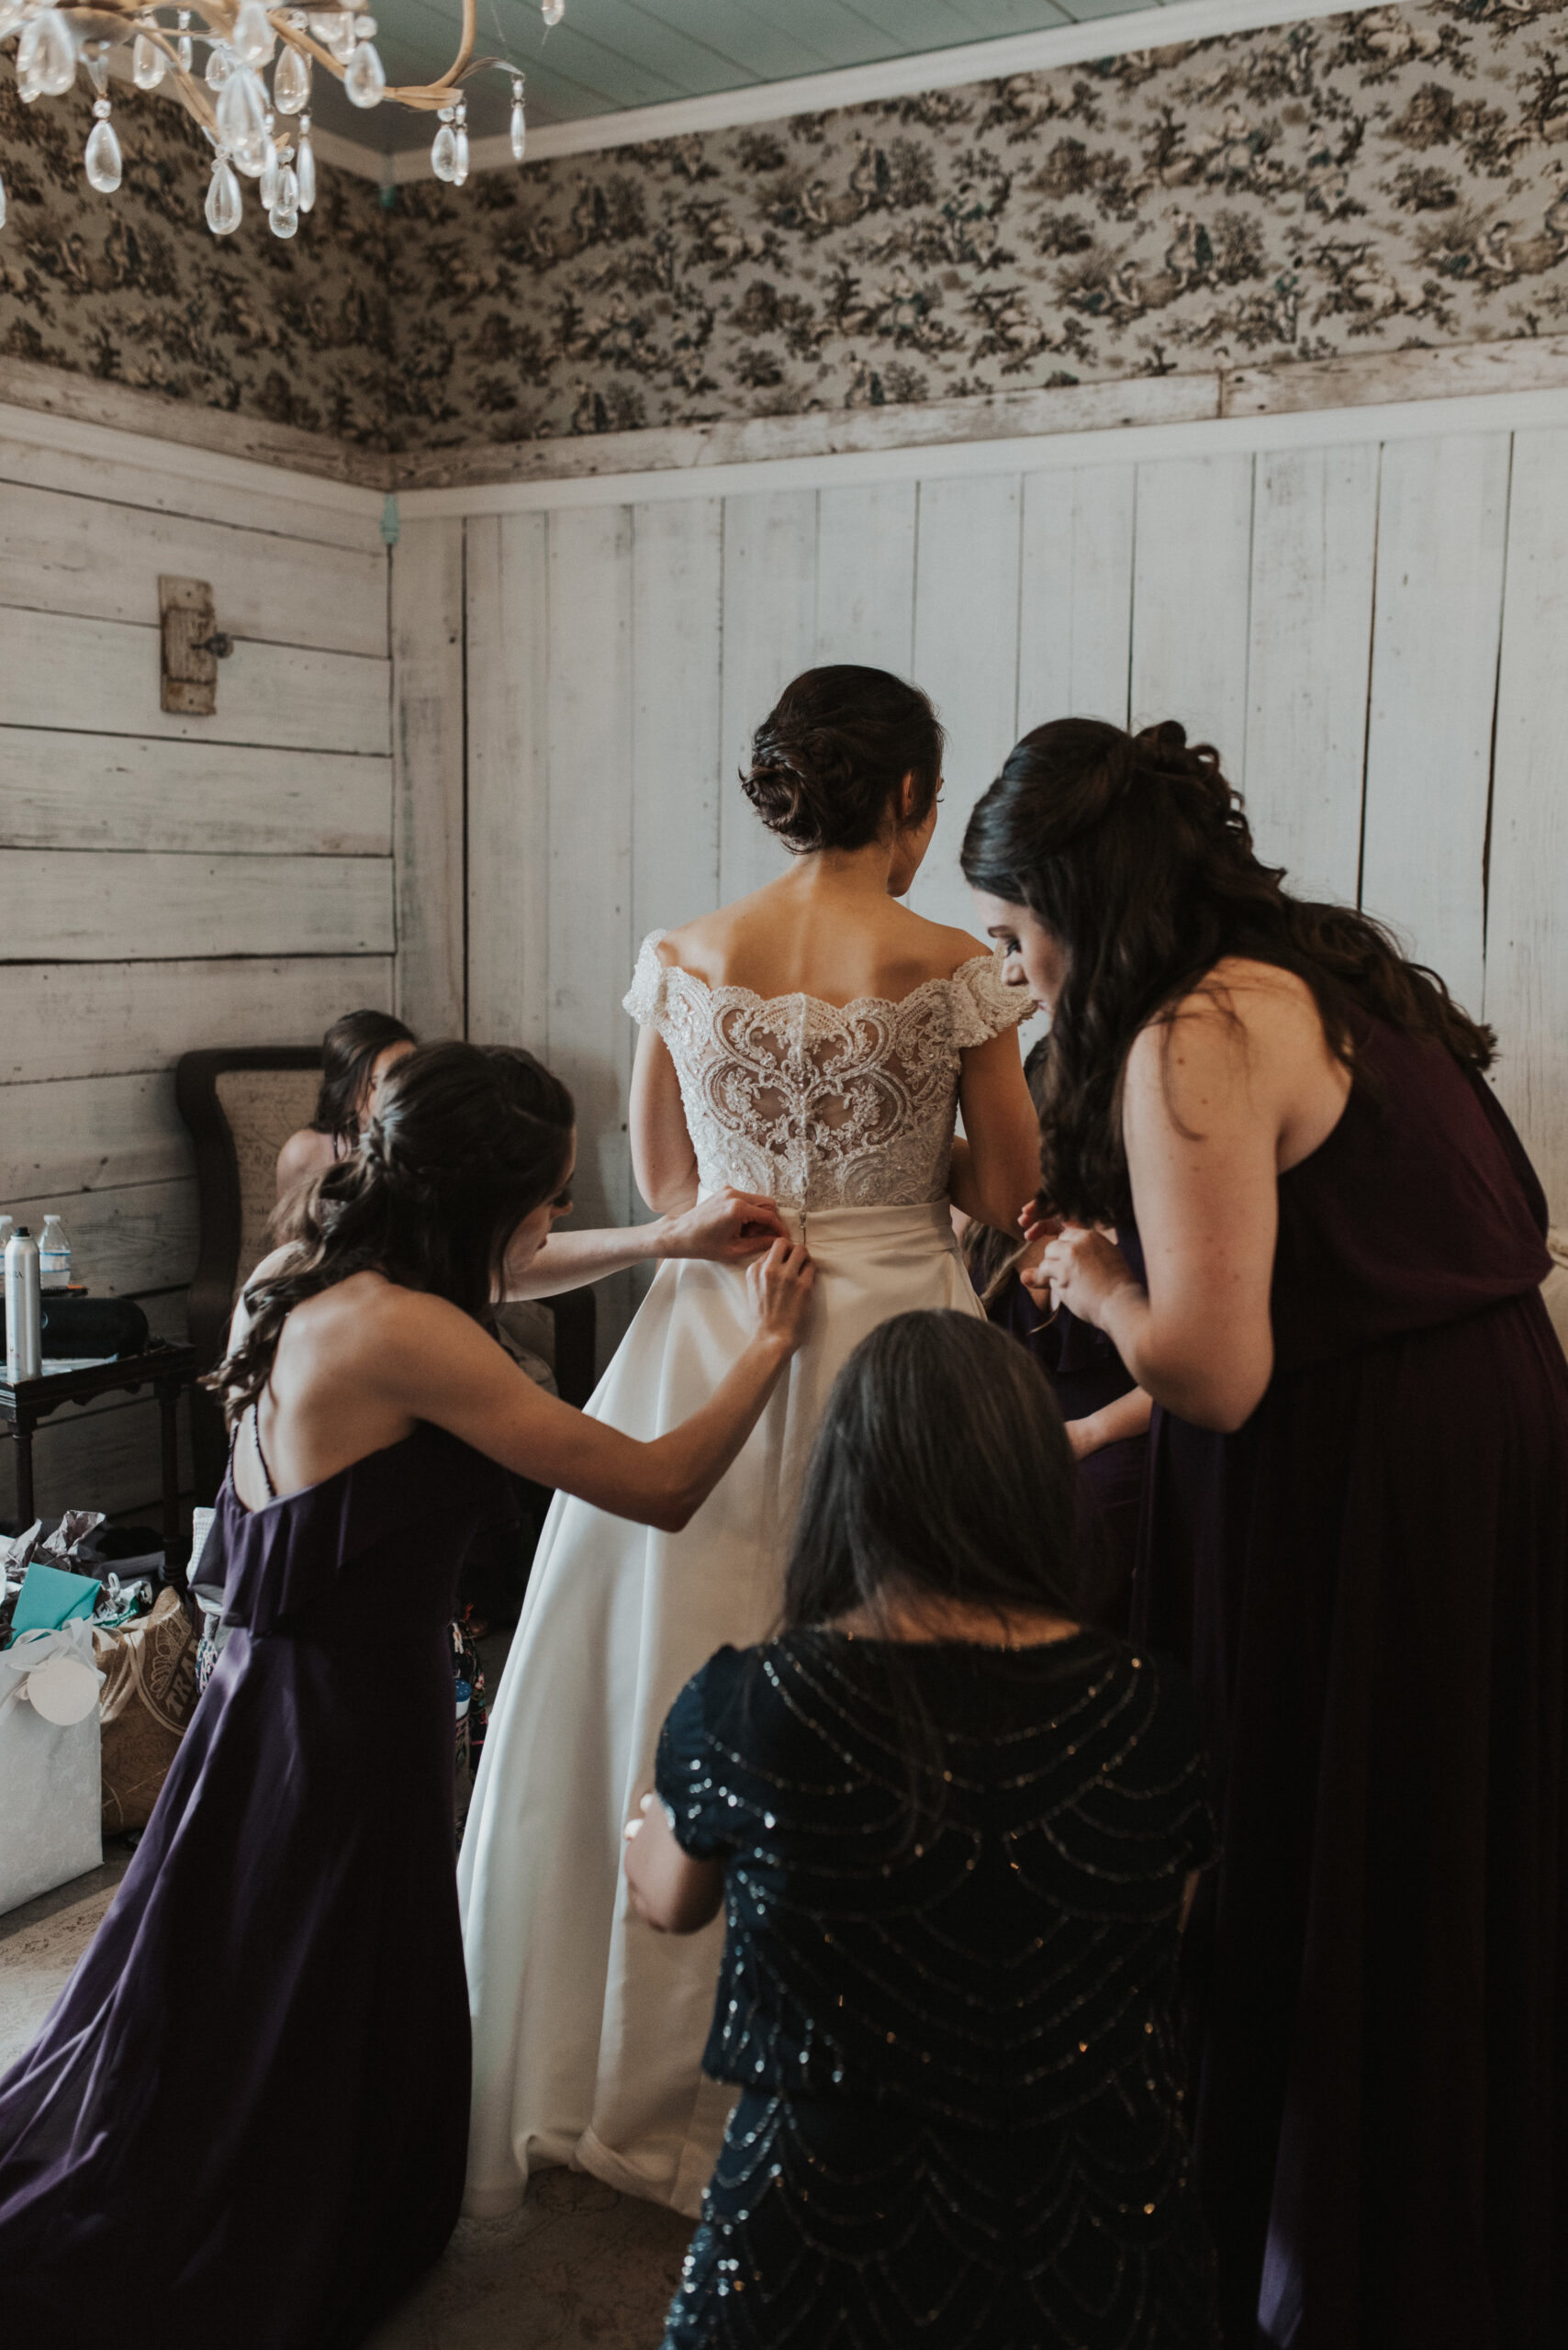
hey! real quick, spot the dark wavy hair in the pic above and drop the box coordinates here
[781,1310,1081,1830]
[313,1009,418,1151]
[213,1041,574,1424]
[743,666,945,855]
[961,717,1495,1225]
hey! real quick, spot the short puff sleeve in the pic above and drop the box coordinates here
[947,950,1031,1051]
[654,1647,745,1862]
[622,929,670,1031]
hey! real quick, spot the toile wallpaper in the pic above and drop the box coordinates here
[4,0,1568,453]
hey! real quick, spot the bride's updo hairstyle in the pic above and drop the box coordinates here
[961,716,1495,1226]
[743,666,945,854]
[214,1041,574,1424]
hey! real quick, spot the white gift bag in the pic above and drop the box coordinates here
[0,1622,105,1917]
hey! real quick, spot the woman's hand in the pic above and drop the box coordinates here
[1029,1225,1143,1332]
[659,1189,787,1262]
[623,1792,724,1934]
[746,1239,816,1354]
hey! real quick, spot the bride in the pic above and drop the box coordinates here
[458,665,1040,2218]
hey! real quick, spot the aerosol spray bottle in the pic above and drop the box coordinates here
[5,1225,41,1383]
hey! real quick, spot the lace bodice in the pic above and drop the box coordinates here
[623,930,1028,1211]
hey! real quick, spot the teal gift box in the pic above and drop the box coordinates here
[11,1562,100,1636]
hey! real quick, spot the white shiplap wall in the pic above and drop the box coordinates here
[0,419,395,1519]
[433,407,1568,1363]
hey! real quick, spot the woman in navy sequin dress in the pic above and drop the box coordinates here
[0,1044,814,2350]
[626,1311,1219,2349]
[964,719,1568,2349]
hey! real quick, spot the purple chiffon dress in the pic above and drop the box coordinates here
[1125,1015,1568,2350]
[0,1421,511,2350]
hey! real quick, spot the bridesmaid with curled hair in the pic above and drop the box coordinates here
[0,1042,813,2350]
[961,718,1568,2350]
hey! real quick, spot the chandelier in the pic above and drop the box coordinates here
[0,0,566,240]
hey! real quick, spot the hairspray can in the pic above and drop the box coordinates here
[5,1226,41,1382]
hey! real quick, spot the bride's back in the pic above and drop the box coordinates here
[661,879,978,1011]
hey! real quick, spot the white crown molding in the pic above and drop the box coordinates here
[350,0,1363,185]
[396,384,1568,519]
[0,397,386,510]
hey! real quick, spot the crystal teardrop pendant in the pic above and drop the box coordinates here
[132,31,166,88]
[0,173,7,236]
[205,152,242,236]
[260,127,281,208]
[176,8,193,70]
[273,42,310,113]
[15,17,45,99]
[0,0,24,38]
[510,76,526,164]
[430,117,456,183]
[269,162,299,239]
[24,9,79,100]
[343,38,384,106]
[205,42,231,87]
[296,122,316,212]
[84,106,122,196]
[542,0,564,25]
[453,106,468,188]
[234,0,275,67]
[217,65,270,175]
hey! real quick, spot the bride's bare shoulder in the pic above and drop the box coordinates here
[656,901,756,981]
[888,906,993,979]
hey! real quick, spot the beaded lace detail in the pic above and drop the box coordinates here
[623,930,1027,1212]
[655,1631,1219,2349]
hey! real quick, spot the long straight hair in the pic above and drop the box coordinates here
[213,1041,574,1424]
[962,717,1495,1225]
[782,1310,1081,1829]
[312,1009,418,1150]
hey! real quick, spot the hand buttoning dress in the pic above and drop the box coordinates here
[458,932,1027,2219]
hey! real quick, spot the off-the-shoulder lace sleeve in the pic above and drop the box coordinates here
[947,951,1030,1050]
[622,930,670,1029]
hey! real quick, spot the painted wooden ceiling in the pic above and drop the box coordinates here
[325,0,1174,152]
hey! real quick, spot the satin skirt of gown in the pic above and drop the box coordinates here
[458,1199,980,2219]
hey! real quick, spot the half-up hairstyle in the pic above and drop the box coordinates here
[961,717,1495,1226]
[212,1041,574,1425]
[312,1008,418,1151]
[743,666,945,855]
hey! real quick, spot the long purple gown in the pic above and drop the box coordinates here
[1126,1015,1568,2350]
[0,1422,511,2350]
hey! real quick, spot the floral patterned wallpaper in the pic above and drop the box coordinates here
[5,0,1568,453]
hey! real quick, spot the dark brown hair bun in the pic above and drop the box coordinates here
[743,666,945,855]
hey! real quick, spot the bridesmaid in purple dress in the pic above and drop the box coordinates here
[0,1042,813,2350]
[964,719,1568,2350]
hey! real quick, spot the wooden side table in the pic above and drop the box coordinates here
[0,1344,201,1593]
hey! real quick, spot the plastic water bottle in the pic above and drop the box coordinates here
[0,1216,11,1293]
[39,1214,71,1292]
[5,1226,41,1382]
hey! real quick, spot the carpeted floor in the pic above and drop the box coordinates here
[0,1852,692,2348]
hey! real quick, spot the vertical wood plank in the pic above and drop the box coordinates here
[1130,454,1255,772]
[1242,445,1380,906]
[632,498,724,941]
[814,483,918,678]
[910,471,1024,939]
[1484,426,1568,1221]
[390,517,465,1039]
[547,504,636,1355]
[466,511,551,1057]
[718,492,819,905]
[1017,464,1135,733]
[1360,434,1510,1016]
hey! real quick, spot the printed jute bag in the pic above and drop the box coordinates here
[92,1589,199,1834]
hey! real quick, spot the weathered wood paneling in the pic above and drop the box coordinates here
[632,498,723,946]
[0,957,393,1084]
[1242,445,1379,906]
[0,480,388,655]
[814,483,918,678]
[0,732,391,856]
[0,1072,193,1198]
[910,471,1023,939]
[1484,426,1568,1223]
[0,849,394,963]
[465,510,551,1057]
[718,493,817,906]
[1129,454,1255,769]
[0,1393,196,1523]
[390,517,466,1039]
[1360,434,1511,1013]
[1017,464,1135,732]
[0,609,390,758]
[5,1180,199,1297]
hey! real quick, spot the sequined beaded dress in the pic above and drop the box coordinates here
[459,934,1028,2220]
[655,1629,1218,2348]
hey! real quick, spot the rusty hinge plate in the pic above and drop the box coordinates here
[160,575,220,716]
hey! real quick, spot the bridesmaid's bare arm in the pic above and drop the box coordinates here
[623,1795,723,1934]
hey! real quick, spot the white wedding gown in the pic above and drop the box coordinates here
[457,931,1027,2219]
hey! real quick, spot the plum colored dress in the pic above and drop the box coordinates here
[1125,1015,1568,2350]
[0,1421,510,2350]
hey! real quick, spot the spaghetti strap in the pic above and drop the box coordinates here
[250,1405,278,1502]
